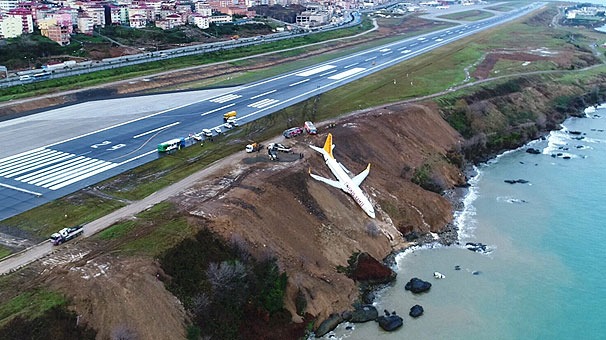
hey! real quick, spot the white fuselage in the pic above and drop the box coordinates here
[322,154,375,218]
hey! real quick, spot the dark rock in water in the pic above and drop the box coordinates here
[557,153,563,156]
[362,291,375,305]
[349,305,378,323]
[349,252,397,285]
[345,326,353,330]
[540,136,547,140]
[454,265,461,271]
[569,130,582,135]
[409,305,424,318]
[563,156,571,160]
[404,278,432,293]
[572,137,585,140]
[315,313,343,338]
[472,271,481,276]
[376,314,403,332]
[465,242,490,253]
[577,145,583,149]
[551,154,556,158]
[504,179,529,184]
[526,148,541,154]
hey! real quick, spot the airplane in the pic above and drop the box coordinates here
[309,133,376,218]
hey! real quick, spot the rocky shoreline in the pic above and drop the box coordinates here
[315,104,601,337]
[313,180,471,337]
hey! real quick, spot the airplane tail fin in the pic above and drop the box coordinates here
[323,133,334,159]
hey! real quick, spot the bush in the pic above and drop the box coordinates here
[160,228,290,339]
[0,306,96,340]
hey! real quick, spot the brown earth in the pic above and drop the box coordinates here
[169,103,463,323]
[5,100,462,339]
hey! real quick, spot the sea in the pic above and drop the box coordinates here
[325,104,606,339]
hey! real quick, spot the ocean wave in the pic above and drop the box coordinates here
[584,106,596,115]
[542,129,570,155]
[454,167,480,241]
[393,242,447,267]
[321,323,355,340]
[582,137,604,144]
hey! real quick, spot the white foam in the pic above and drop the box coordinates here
[543,129,570,155]
[454,167,481,241]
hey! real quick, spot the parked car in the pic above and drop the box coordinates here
[283,127,303,138]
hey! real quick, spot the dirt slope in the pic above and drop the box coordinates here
[173,102,464,322]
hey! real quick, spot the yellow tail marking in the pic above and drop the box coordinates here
[323,133,334,159]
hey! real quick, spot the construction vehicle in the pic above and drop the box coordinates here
[246,142,263,153]
[50,225,84,245]
[268,147,279,161]
[267,143,293,153]
[223,110,237,121]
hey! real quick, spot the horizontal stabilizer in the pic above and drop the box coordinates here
[352,163,371,187]
[310,170,343,189]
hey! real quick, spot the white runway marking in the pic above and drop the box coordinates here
[0,148,118,190]
[133,122,180,139]
[250,89,277,99]
[200,103,235,117]
[248,99,279,108]
[296,65,336,77]
[289,79,310,87]
[328,68,366,80]
[209,94,241,103]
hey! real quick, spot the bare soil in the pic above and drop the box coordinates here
[3,100,462,339]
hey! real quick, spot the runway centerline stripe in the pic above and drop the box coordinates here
[200,103,235,117]
[133,122,180,139]
[289,79,310,87]
[250,89,277,99]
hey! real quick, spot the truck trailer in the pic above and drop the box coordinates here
[50,225,84,245]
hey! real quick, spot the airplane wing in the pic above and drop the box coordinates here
[338,162,351,174]
[351,164,371,187]
[310,171,343,189]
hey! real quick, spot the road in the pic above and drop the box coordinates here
[0,3,543,273]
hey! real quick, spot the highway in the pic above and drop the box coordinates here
[0,3,542,223]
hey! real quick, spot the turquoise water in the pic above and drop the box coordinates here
[327,105,606,339]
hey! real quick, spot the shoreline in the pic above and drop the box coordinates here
[352,104,600,337]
